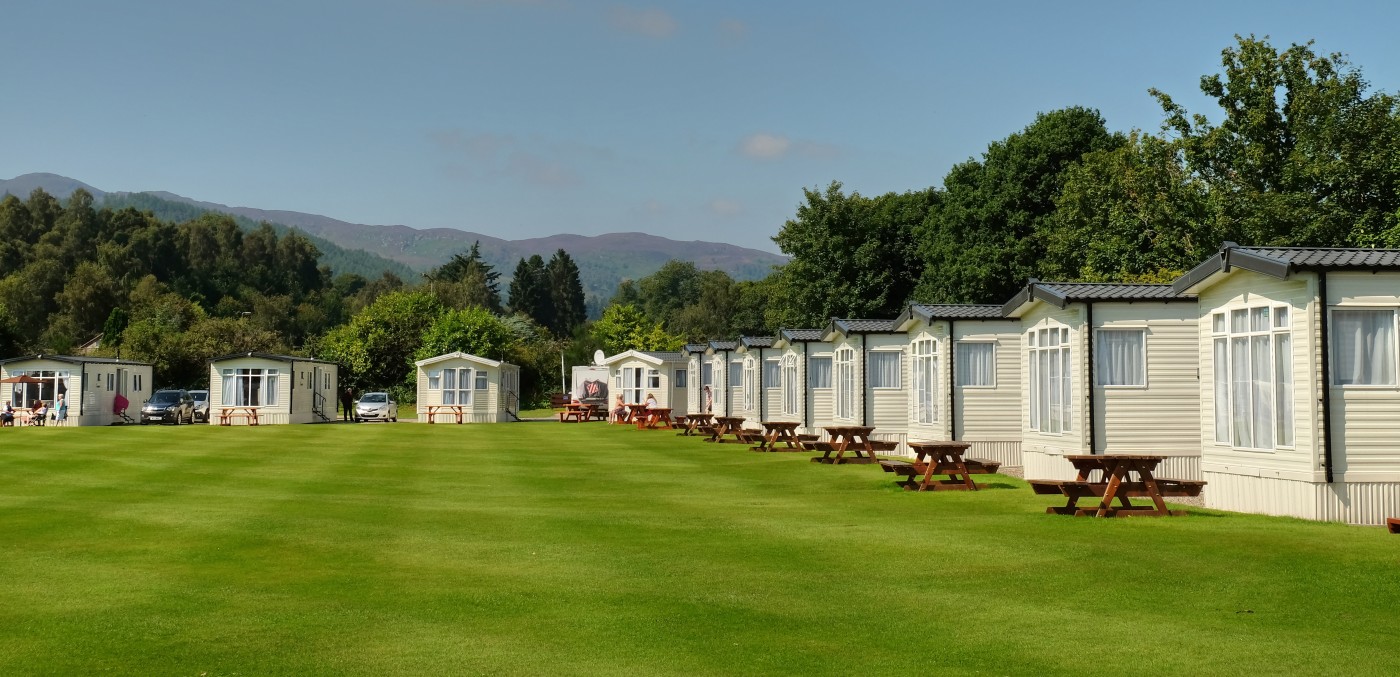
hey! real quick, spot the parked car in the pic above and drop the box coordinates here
[355,392,398,422]
[188,390,210,422]
[141,389,195,425]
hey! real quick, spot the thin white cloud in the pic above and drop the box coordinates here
[608,6,677,38]
[739,133,792,160]
[737,132,842,162]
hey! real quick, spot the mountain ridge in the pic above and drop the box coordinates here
[0,173,787,305]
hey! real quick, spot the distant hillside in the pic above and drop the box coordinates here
[2,173,788,305]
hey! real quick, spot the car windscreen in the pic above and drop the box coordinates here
[190,392,207,402]
[149,392,181,404]
[360,393,387,403]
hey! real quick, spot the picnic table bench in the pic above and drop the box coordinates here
[1029,454,1205,517]
[679,413,714,436]
[557,402,595,423]
[879,441,1001,491]
[619,403,649,425]
[217,406,259,426]
[705,416,747,443]
[636,407,672,429]
[810,426,891,465]
[1387,517,1400,534]
[751,421,809,452]
[426,404,468,424]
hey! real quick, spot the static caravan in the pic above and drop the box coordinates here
[415,351,521,423]
[605,350,687,409]
[822,318,908,450]
[771,328,836,436]
[893,304,1024,470]
[1002,282,1200,481]
[1174,244,1400,525]
[733,337,780,430]
[706,341,739,417]
[681,343,710,415]
[1,354,153,426]
[208,352,339,425]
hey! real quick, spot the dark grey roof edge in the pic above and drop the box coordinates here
[903,304,1009,324]
[1166,241,1400,293]
[739,336,775,348]
[778,328,825,342]
[640,351,684,361]
[207,351,339,366]
[707,340,738,351]
[0,354,154,367]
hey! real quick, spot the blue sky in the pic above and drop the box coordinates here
[3,1,1398,253]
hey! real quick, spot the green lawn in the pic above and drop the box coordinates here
[2,423,1398,675]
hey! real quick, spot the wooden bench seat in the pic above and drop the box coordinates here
[1030,478,1205,499]
[878,459,916,473]
[1388,518,1400,534]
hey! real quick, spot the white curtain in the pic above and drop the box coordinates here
[764,360,780,387]
[223,369,236,406]
[1250,334,1274,449]
[1333,309,1396,385]
[809,357,832,388]
[1096,330,1144,386]
[1213,339,1230,444]
[956,343,994,386]
[1230,336,1251,447]
[1274,333,1293,446]
[264,371,279,406]
[869,352,901,388]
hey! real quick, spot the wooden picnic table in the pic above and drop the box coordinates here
[679,412,714,436]
[622,403,649,425]
[557,402,592,423]
[1029,455,1205,517]
[810,426,888,464]
[217,406,260,426]
[879,441,1001,491]
[426,404,467,424]
[637,407,672,429]
[751,421,808,452]
[706,416,747,443]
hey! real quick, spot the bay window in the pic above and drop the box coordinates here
[1212,306,1293,449]
[782,354,800,415]
[440,367,472,405]
[1028,326,1071,433]
[833,347,855,420]
[911,339,938,424]
[223,368,279,407]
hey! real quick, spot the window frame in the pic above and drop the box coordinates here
[955,341,997,388]
[1211,304,1295,451]
[782,353,800,415]
[868,350,903,390]
[833,347,856,421]
[809,355,833,389]
[763,358,781,390]
[1094,327,1148,388]
[911,337,938,425]
[1026,324,1072,435]
[1328,306,1399,389]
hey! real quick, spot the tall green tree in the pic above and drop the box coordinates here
[1152,35,1400,247]
[546,249,586,336]
[507,255,551,327]
[914,107,1124,304]
[316,291,444,391]
[429,241,502,312]
[415,307,518,363]
[590,303,683,354]
[770,183,934,326]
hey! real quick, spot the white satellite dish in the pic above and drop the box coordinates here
[593,349,606,366]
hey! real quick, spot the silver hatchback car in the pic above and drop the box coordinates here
[355,392,398,422]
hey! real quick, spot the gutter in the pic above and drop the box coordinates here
[948,320,957,441]
[800,340,811,430]
[1085,301,1096,455]
[757,346,765,422]
[860,333,868,427]
[1319,272,1334,483]
[721,348,731,417]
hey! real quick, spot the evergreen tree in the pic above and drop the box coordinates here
[546,249,586,336]
[507,255,551,327]
[428,241,502,312]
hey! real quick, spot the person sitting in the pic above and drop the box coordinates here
[644,393,659,409]
[611,394,626,423]
[29,400,47,426]
[1,401,13,427]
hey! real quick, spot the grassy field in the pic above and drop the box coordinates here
[2,422,1398,675]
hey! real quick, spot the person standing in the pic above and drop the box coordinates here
[341,386,356,422]
[54,394,67,426]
